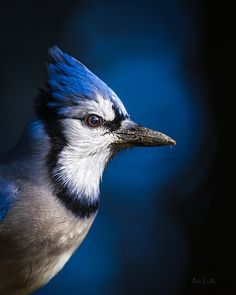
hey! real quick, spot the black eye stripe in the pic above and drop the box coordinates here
[104,119,121,131]
[104,107,128,131]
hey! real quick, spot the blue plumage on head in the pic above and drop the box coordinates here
[39,46,127,118]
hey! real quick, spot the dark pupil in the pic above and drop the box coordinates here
[89,115,100,126]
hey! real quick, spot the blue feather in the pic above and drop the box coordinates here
[46,46,128,118]
[0,180,18,222]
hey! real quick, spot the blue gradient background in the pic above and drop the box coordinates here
[1,0,232,294]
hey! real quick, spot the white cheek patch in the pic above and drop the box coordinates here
[62,119,115,156]
[53,119,116,200]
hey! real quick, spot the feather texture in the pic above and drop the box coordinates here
[45,46,128,118]
[0,180,18,222]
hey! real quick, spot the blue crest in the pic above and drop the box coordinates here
[46,46,128,117]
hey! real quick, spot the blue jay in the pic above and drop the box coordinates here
[0,47,175,294]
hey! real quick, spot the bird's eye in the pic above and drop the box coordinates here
[85,114,103,128]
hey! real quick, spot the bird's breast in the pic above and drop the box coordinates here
[33,216,95,289]
[0,184,96,294]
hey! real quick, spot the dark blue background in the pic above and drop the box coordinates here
[0,1,234,294]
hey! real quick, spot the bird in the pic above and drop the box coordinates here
[0,46,176,295]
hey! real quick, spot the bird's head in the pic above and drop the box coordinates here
[35,46,175,216]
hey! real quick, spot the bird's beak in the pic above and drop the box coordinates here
[114,120,176,148]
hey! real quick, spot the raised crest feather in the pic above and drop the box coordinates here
[42,46,128,118]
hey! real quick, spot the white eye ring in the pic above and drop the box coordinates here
[85,114,103,128]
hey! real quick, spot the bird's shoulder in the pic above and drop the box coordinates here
[0,175,18,222]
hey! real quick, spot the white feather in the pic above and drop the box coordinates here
[54,119,116,200]
[69,95,116,121]
[51,93,127,201]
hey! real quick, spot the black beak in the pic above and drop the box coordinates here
[114,121,176,147]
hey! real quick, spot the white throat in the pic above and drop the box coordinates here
[55,150,109,200]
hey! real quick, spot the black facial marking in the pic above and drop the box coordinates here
[36,89,99,219]
[104,105,127,132]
